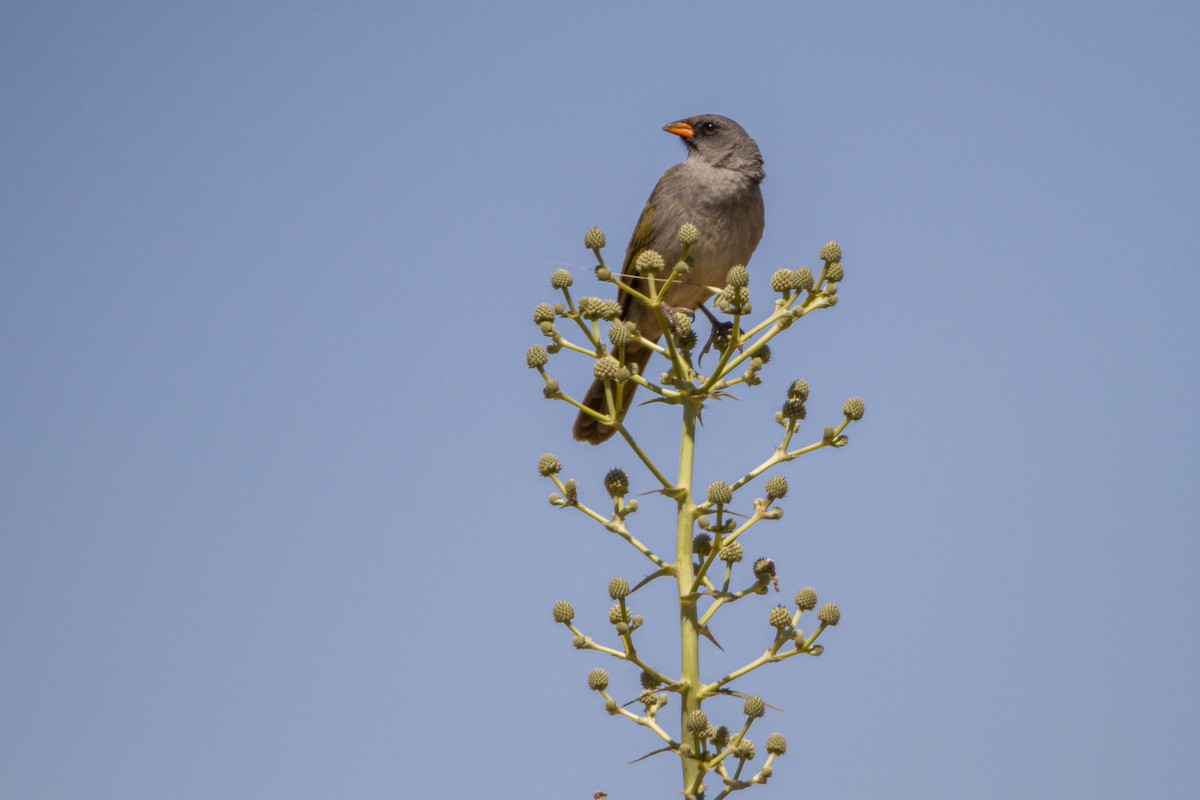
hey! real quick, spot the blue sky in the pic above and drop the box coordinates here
[3,1,1198,798]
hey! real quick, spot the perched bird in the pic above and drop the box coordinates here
[573,114,766,445]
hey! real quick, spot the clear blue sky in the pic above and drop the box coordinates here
[3,2,1198,798]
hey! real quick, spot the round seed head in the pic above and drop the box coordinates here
[795,587,818,611]
[766,733,788,755]
[603,468,629,497]
[818,602,841,626]
[526,346,549,368]
[607,576,631,599]
[635,249,665,275]
[551,268,574,289]
[584,227,607,249]
[552,600,575,623]
[707,480,733,505]
[820,241,843,263]
[765,475,788,500]
[843,397,866,421]
[593,355,621,380]
[726,264,750,288]
[718,542,744,564]
[795,268,815,291]
[768,605,792,629]
[587,668,610,691]
[537,453,561,476]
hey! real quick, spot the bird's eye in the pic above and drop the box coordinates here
[701,122,718,134]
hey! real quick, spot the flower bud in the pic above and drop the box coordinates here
[552,600,575,623]
[603,468,629,497]
[537,454,561,476]
[588,668,609,691]
[608,576,631,599]
[764,475,788,500]
[551,269,574,289]
[584,227,606,249]
[706,481,733,505]
[794,587,818,611]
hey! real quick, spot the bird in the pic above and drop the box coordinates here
[572,114,766,445]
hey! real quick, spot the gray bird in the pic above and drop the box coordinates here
[573,114,766,445]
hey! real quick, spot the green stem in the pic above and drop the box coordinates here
[675,400,704,794]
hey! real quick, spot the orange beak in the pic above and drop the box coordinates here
[663,121,695,139]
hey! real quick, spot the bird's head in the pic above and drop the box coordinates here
[664,114,765,182]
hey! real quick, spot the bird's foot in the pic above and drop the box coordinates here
[696,303,737,365]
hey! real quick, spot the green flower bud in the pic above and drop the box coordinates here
[603,468,629,497]
[795,268,815,291]
[692,533,713,556]
[542,380,560,398]
[599,299,622,320]
[537,453,561,476]
[593,355,621,380]
[707,480,733,505]
[736,738,756,760]
[726,264,750,288]
[843,397,865,421]
[672,260,690,277]
[795,587,818,611]
[818,602,841,626]
[563,479,577,497]
[608,605,631,625]
[685,709,710,735]
[635,249,665,275]
[584,227,607,249]
[825,261,844,283]
[743,695,766,719]
[588,668,609,691]
[551,269,574,289]
[787,379,810,400]
[820,241,842,263]
[770,268,797,292]
[552,599,575,623]
[608,576,631,599]
[548,493,564,506]
[677,222,699,246]
[719,542,744,564]
[781,397,807,420]
[764,475,788,500]
[594,265,612,281]
[640,671,661,690]
[533,303,556,324]
[712,725,731,749]
[766,732,788,755]
[768,605,792,629]
[753,558,776,582]
[526,346,549,368]
[605,698,619,714]
[608,321,634,346]
[756,344,772,364]
[572,635,588,649]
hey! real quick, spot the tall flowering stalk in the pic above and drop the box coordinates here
[527,226,864,799]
